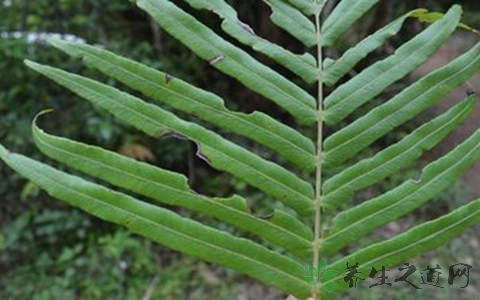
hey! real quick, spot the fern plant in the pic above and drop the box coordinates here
[1,0,479,298]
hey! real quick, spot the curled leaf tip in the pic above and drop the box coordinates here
[33,109,55,124]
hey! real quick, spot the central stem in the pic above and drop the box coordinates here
[312,3,324,299]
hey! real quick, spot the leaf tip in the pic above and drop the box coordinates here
[33,109,55,130]
[24,59,42,71]
[23,59,34,67]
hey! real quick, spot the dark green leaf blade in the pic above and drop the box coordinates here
[322,198,480,295]
[47,39,316,171]
[137,0,317,124]
[322,130,480,256]
[324,42,480,167]
[322,0,380,46]
[0,145,311,298]
[32,116,314,258]
[324,9,427,86]
[25,60,315,216]
[324,5,462,125]
[285,0,314,15]
[264,0,316,47]
[182,0,317,83]
[323,96,476,209]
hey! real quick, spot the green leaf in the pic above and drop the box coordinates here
[8,2,480,298]
[304,276,317,286]
[322,130,480,256]
[323,281,339,292]
[324,5,462,125]
[317,258,327,272]
[414,10,447,23]
[323,96,476,209]
[268,209,314,243]
[182,0,317,83]
[323,198,480,294]
[25,60,315,216]
[322,0,380,46]
[0,144,311,298]
[137,0,317,124]
[324,41,480,167]
[413,10,480,35]
[321,270,337,281]
[48,39,316,171]
[324,9,427,86]
[264,0,316,47]
[307,265,318,277]
[32,114,314,259]
[285,0,314,15]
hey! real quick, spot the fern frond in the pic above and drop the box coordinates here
[47,39,316,171]
[32,115,313,258]
[323,198,480,295]
[322,0,380,46]
[25,60,315,216]
[0,144,311,297]
[324,8,428,86]
[263,0,316,47]
[325,5,462,125]
[1,1,478,298]
[182,0,317,83]
[323,96,476,209]
[284,0,314,16]
[325,42,480,167]
[323,129,480,255]
[138,0,317,124]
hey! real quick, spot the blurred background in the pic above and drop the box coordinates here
[0,0,479,299]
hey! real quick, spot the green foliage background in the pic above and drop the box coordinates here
[1,0,479,299]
